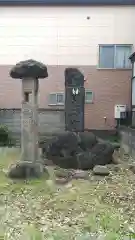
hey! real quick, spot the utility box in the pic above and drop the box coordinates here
[114,105,127,119]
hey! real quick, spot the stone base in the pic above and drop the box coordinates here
[7,161,49,179]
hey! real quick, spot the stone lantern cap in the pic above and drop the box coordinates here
[10,59,48,79]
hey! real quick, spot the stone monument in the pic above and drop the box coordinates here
[42,68,115,170]
[8,59,48,179]
[64,68,85,132]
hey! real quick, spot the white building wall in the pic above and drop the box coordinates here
[0,6,134,65]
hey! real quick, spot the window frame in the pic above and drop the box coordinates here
[48,92,65,106]
[49,91,94,105]
[85,90,93,103]
[98,44,133,69]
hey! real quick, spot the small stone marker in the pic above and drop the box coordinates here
[93,165,110,176]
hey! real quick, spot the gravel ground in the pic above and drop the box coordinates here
[0,148,134,239]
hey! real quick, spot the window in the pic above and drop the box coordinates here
[99,44,132,69]
[85,90,93,103]
[49,93,64,105]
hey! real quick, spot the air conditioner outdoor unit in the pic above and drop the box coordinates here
[114,105,127,119]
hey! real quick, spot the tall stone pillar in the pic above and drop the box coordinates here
[21,78,39,164]
[64,68,85,132]
[8,59,48,179]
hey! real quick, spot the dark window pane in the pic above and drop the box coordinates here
[99,45,114,68]
[24,92,29,102]
[57,93,64,104]
[115,45,132,68]
[49,93,56,104]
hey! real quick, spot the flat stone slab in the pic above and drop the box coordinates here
[71,170,89,180]
[93,165,110,176]
[7,161,49,179]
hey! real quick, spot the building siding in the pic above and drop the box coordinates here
[0,6,134,65]
[0,65,131,130]
[0,6,134,129]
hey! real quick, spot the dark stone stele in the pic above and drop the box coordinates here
[65,67,84,87]
[10,59,48,79]
[64,68,85,132]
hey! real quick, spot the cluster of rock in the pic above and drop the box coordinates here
[42,131,117,170]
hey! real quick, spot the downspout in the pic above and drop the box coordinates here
[130,75,133,126]
[129,57,134,126]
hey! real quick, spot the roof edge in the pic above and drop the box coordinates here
[0,0,135,6]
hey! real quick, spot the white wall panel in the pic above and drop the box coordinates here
[0,6,134,65]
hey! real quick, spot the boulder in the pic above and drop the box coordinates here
[7,161,49,179]
[76,151,93,170]
[42,131,97,159]
[42,132,115,170]
[76,142,114,170]
[45,131,79,158]
[93,165,110,176]
[50,156,78,169]
[89,142,114,166]
[78,131,97,150]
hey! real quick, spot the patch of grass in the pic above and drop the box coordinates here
[0,148,134,239]
[107,134,120,143]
